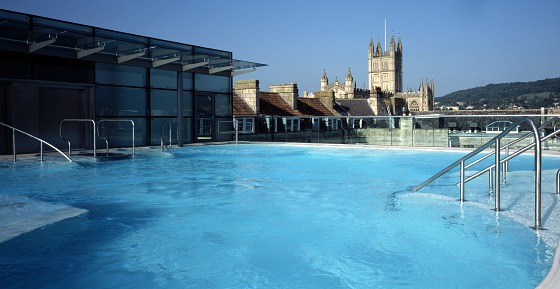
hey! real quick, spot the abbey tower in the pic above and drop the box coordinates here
[368,34,402,93]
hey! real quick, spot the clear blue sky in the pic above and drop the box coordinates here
[2,0,559,97]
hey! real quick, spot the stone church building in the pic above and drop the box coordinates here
[313,33,435,115]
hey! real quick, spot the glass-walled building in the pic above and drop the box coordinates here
[0,9,265,154]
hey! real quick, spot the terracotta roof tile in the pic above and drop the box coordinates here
[298,98,336,116]
[259,92,302,116]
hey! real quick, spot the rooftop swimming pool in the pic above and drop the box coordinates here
[1,144,560,288]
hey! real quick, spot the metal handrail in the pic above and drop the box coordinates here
[96,119,135,155]
[462,127,560,184]
[464,117,558,171]
[413,116,543,229]
[160,120,172,153]
[218,118,255,145]
[60,119,96,158]
[0,121,72,162]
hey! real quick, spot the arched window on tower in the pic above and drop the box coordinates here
[409,101,420,112]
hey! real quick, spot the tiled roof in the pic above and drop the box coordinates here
[335,99,375,116]
[233,93,256,116]
[233,91,338,117]
[259,92,303,116]
[298,98,336,116]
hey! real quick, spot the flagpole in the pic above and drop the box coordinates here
[384,19,387,52]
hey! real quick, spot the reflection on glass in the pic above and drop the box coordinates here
[96,63,147,87]
[183,91,193,117]
[215,94,232,117]
[150,89,177,116]
[150,68,177,89]
[195,74,231,93]
[96,86,147,116]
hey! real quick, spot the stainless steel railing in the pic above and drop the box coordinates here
[413,116,545,229]
[218,118,255,145]
[97,119,135,155]
[59,119,96,157]
[463,117,558,176]
[1,121,72,162]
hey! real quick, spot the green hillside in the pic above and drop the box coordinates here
[436,77,560,110]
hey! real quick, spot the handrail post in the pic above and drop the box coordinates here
[460,160,465,202]
[495,138,501,211]
[556,169,560,195]
[234,117,239,145]
[132,121,135,155]
[92,121,96,158]
[12,128,16,163]
[503,146,509,183]
[534,124,542,229]
[489,168,493,192]
[40,142,43,162]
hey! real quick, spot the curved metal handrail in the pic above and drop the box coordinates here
[413,116,543,229]
[96,119,135,155]
[462,127,560,184]
[464,117,558,170]
[0,121,72,162]
[59,119,96,157]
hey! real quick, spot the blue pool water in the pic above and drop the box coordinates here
[1,144,560,288]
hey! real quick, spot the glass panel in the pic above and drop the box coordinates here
[96,86,147,116]
[95,28,149,44]
[150,89,176,117]
[0,12,30,41]
[194,46,231,59]
[183,117,194,143]
[150,69,177,89]
[183,72,193,90]
[33,54,94,83]
[150,39,192,52]
[215,117,232,141]
[196,94,212,140]
[0,51,31,79]
[196,95,212,117]
[195,74,231,93]
[215,93,231,117]
[198,118,212,137]
[96,63,147,87]
[33,17,92,33]
[183,91,193,117]
[96,117,148,147]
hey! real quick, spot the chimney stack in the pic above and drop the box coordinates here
[234,80,260,114]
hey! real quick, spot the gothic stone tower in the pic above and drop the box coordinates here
[368,34,403,93]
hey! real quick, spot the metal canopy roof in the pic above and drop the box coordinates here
[0,9,267,75]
